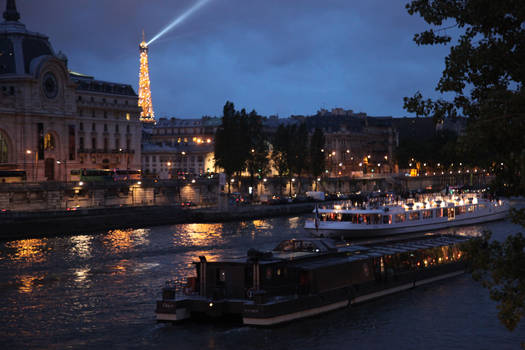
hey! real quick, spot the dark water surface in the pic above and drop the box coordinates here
[1,214,524,349]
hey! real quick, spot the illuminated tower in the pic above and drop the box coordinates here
[138,31,155,123]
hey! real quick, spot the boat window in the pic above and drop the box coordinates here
[435,208,444,218]
[216,269,226,285]
[265,267,273,280]
[408,211,420,220]
[382,215,392,224]
[455,206,466,215]
[467,205,475,212]
[395,213,406,223]
[422,210,433,219]
[371,214,381,225]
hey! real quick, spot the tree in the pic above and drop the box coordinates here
[245,110,270,198]
[463,208,525,333]
[289,123,309,195]
[214,101,247,193]
[405,0,525,334]
[404,0,525,195]
[309,127,326,190]
[271,124,291,196]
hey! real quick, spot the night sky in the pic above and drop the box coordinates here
[18,0,452,119]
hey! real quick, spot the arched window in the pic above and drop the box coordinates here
[0,132,8,163]
[44,133,55,151]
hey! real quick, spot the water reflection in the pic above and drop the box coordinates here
[288,217,300,229]
[72,267,91,287]
[177,223,224,247]
[69,235,93,259]
[4,238,48,264]
[103,229,150,253]
[17,273,45,294]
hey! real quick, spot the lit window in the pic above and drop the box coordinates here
[44,133,55,151]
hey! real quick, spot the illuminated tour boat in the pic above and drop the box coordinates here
[304,195,509,239]
[156,235,470,326]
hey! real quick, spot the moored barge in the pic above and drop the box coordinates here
[156,235,470,326]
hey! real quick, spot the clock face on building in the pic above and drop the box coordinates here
[43,72,58,99]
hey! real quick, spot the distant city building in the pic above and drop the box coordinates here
[141,117,220,177]
[264,109,399,177]
[0,1,141,181]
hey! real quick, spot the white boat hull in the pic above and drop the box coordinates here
[305,207,508,238]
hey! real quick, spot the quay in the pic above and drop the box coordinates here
[0,202,317,240]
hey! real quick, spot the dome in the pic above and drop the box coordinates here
[0,0,57,76]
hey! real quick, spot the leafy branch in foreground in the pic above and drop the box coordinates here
[463,208,525,331]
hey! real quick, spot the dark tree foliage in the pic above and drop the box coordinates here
[309,128,326,190]
[245,110,270,195]
[404,0,525,195]
[463,209,525,332]
[289,123,309,193]
[271,124,292,195]
[214,101,248,192]
[395,129,459,168]
[405,1,525,335]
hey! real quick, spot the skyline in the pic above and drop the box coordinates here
[19,0,453,118]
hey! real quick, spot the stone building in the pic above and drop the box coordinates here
[142,117,220,177]
[0,1,141,182]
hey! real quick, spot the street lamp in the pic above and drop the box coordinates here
[24,150,32,182]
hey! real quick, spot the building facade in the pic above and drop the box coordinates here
[142,117,220,177]
[0,1,141,182]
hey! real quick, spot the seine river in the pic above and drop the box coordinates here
[1,212,524,349]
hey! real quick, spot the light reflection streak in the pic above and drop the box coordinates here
[17,273,45,294]
[177,223,224,247]
[103,229,150,253]
[288,217,300,229]
[5,238,48,264]
[72,267,91,287]
[69,235,93,259]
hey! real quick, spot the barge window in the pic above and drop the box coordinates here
[422,210,433,219]
[265,267,273,280]
[383,215,392,224]
[216,269,226,285]
[408,211,420,221]
[395,213,406,223]
[435,208,444,218]
[467,205,475,212]
[455,206,466,215]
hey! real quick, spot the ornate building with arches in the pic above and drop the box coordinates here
[0,0,141,181]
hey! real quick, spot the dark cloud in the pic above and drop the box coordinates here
[14,0,450,118]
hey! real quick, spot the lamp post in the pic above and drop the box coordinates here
[24,149,31,182]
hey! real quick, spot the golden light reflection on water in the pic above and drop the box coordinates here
[103,229,150,253]
[178,223,224,247]
[17,273,45,294]
[5,238,48,264]
[111,259,130,276]
[287,216,300,229]
[252,220,272,230]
